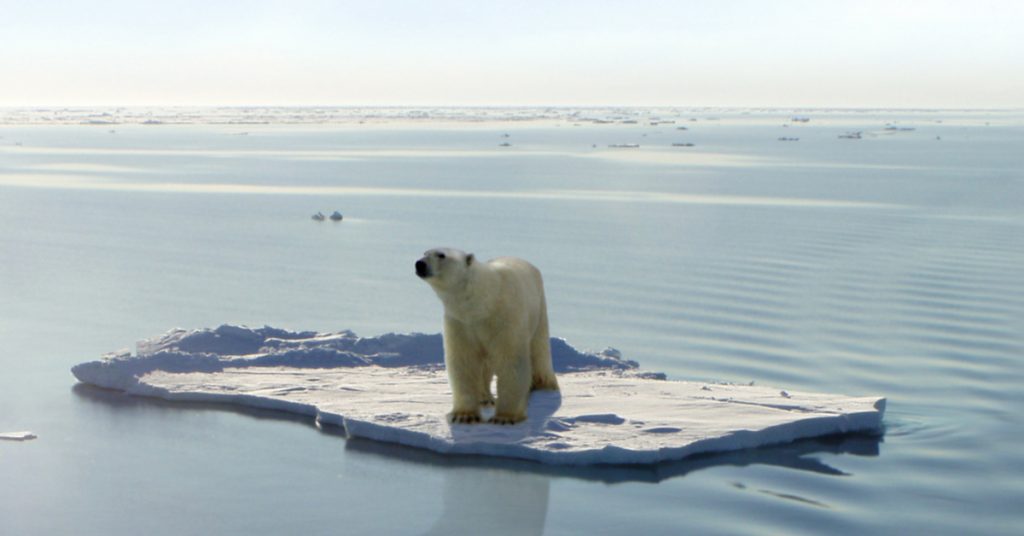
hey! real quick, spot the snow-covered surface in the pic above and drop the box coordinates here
[0,431,37,441]
[72,325,885,465]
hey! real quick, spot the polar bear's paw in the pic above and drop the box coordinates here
[531,374,559,391]
[449,411,482,424]
[489,413,526,425]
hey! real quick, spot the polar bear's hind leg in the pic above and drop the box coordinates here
[529,300,559,391]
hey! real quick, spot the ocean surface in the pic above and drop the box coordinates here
[1,108,1022,535]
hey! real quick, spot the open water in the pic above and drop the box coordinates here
[1,109,1022,535]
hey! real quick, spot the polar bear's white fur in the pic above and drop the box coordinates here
[416,248,559,424]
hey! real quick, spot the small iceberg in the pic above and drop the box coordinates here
[311,212,326,222]
[0,431,37,441]
[71,325,885,466]
[330,211,344,222]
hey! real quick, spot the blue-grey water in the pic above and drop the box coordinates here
[1,110,1022,535]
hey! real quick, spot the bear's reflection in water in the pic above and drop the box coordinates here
[344,431,881,535]
[421,466,549,536]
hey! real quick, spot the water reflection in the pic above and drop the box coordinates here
[418,464,549,536]
[72,383,317,427]
[343,432,881,484]
[74,383,881,535]
[351,425,878,534]
[0,172,899,209]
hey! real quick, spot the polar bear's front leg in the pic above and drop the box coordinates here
[480,363,496,406]
[444,317,485,424]
[448,362,484,423]
[490,348,532,425]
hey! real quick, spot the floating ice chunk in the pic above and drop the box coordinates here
[0,431,37,441]
[71,325,885,465]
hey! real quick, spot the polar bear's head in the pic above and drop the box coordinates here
[415,248,475,291]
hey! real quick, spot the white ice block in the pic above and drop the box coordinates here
[72,325,884,465]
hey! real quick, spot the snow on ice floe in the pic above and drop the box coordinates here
[71,325,885,465]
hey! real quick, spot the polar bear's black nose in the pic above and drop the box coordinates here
[415,259,429,278]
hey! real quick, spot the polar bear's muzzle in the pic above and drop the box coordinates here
[415,258,431,278]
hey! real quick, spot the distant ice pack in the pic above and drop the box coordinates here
[72,325,885,465]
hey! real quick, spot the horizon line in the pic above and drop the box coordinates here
[2,104,1022,112]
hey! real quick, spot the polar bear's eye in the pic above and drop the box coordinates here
[437,252,446,260]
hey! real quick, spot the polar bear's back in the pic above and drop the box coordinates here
[488,257,544,289]
[489,256,540,275]
[486,256,546,312]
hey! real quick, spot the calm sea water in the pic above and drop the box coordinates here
[1,110,1022,535]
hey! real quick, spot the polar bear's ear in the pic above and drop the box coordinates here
[466,253,475,266]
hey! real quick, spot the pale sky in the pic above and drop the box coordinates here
[2,0,1021,108]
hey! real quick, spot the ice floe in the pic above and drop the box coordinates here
[72,325,885,465]
[0,431,37,441]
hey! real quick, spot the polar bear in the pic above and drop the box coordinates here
[416,248,559,425]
